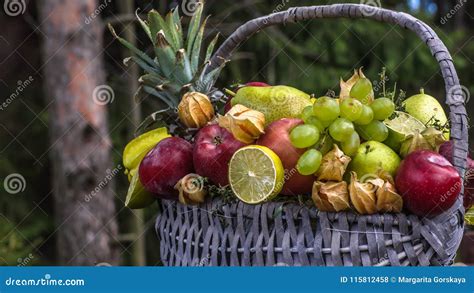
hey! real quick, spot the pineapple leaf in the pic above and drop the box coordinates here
[198,58,227,93]
[190,16,209,74]
[149,10,178,51]
[174,49,193,84]
[155,31,177,78]
[204,33,219,64]
[135,108,172,136]
[138,74,165,87]
[135,9,152,43]
[172,8,183,49]
[143,85,176,108]
[124,56,161,76]
[108,24,156,68]
[148,10,164,43]
[166,11,181,52]
[186,2,203,56]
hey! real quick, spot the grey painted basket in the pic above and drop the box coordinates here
[156,3,469,266]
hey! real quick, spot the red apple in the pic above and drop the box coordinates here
[225,82,270,113]
[438,140,474,209]
[193,124,247,186]
[257,118,314,196]
[139,137,193,200]
[395,150,462,217]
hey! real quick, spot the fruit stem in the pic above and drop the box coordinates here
[224,88,236,97]
[420,88,425,95]
[365,144,371,154]
[213,135,223,145]
[380,67,386,98]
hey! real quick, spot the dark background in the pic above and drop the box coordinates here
[0,0,473,265]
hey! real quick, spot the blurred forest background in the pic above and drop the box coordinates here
[0,0,473,265]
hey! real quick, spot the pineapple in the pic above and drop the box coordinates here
[108,2,225,136]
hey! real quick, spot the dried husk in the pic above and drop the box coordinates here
[218,104,265,143]
[349,172,377,214]
[375,180,403,213]
[175,174,207,205]
[339,68,373,102]
[421,127,447,151]
[312,181,350,212]
[399,130,431,158]
[178,92,215,128]
[316,144,351,182]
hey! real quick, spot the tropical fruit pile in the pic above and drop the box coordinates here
[113,5,473,220]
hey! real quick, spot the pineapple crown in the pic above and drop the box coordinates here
[108,2,225,110]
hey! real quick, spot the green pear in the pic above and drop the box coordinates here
[232,85,312,125]
[348,141,401,178]
[403,88,449,140]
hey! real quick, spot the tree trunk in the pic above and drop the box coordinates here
[38,0,119,265]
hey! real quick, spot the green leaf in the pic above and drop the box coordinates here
[142,85,176,108]
[190,16,209,74]
[204,33,219,64]
[149,10,178,51]
[138,74,165,87]
[186,2,203,56]
[173,8,183,49]
[197,60,227,93]
[108,24,156,68]
[136,9,152,43]
[166,11,181,51]
[173,49,193,85]
[124,56,161,76]
[148,10,164,42]
[155,31,176,78]
[135,108,173,136]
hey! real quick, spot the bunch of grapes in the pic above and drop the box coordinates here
[290,80,395,176]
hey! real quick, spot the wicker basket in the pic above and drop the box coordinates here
[155,3,469,266]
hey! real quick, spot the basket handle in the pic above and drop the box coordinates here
[207,4,469,178]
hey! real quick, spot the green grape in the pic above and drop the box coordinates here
[329,118,355,142]
[354,105,374,125]
[296,149,323,176]
[370,97,395,120]
[300,105,314,122]
[340,98,363,121]
[340,131,360,156]
[289,125,320,148]
[356,120,389,142]
[313,96,340,122]
[305,116,325,132]
[350,78,373,105]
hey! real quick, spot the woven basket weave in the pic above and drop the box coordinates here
[156,3,469,266]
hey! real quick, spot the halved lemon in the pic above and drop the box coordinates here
[383,111,425,152]
[228,145,284,204]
